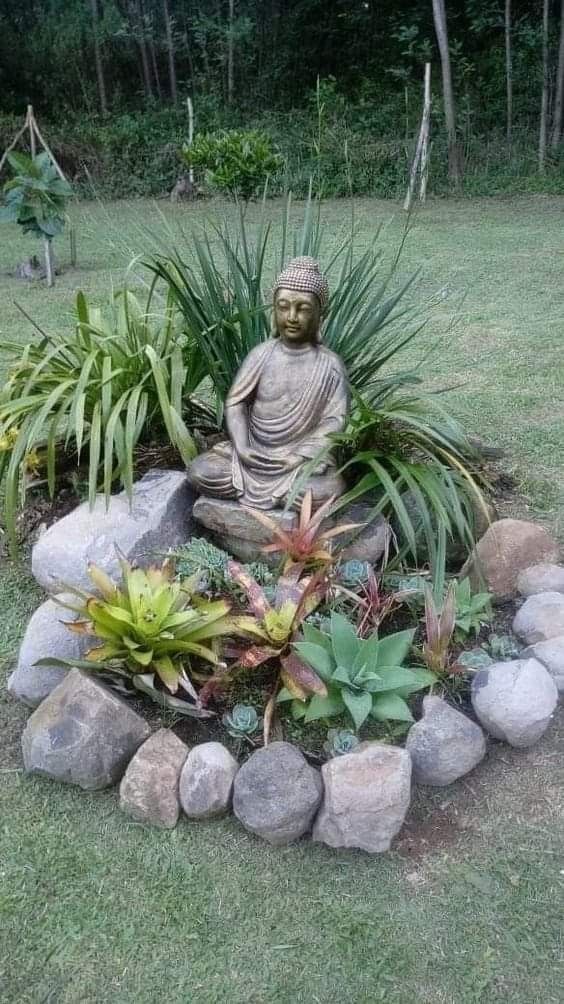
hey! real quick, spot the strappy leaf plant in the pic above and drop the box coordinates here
[0,288,213,549]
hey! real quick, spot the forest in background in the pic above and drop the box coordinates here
[1,0,564,198]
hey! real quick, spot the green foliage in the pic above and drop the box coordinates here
[183,130,282,202]
[323,728,360,758]
[453,577,492,639]
[455,648,494,671]
[283,612,435,731]
[46,556,237,716]
[421,582,457,676]
[0,151,72,240]
[222,703,260,739]
[0,288,210,549]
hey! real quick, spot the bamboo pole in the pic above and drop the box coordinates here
[187,96,194,188]
[404,63,431,211]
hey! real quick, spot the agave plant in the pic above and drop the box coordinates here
[50,556,237,716]
[248,489,360,572]
[282,612,435,729]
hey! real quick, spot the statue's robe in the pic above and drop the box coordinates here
[192,339,349,509]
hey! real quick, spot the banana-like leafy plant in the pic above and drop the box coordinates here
[46,555,238,717]
[282,612,435,730]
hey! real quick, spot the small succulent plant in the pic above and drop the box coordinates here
[454,648,494,671]
[487,633,521,661]
[323,728,360,758]
[222,703,260,739]
[337,559,372,587]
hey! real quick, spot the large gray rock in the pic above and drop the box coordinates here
[179,741,239,819]
[32,469,194,594]
[7,594,89,708]
[512,592,564,645]
[193,497,297,565]
[22,668,151,789]
[233,742,322,845]
[517,563,564,597]
[313,744,412,853]
[193,496,391,567]
[522,636,564,694]
[471,658,558,747]
[406,695,486,786]
[120,729,188,828]
[460,519,560,600]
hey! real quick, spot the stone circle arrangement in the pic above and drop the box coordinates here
[8,469,563,854]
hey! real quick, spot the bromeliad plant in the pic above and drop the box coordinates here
[452,577,492,640]
[50,555,237,716]
[248,489,360,572]
[221,559,330,704]
[0,287,213,550]
[282,612,435,730]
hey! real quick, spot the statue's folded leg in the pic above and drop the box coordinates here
[187,447,238,500]
[287,469,347,510]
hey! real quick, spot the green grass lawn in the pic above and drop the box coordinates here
[1,196,563,1003]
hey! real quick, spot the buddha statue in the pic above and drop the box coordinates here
[188,256,349,511]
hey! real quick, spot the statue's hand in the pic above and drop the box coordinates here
[237,447,286,473]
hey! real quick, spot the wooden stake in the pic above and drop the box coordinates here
[419,64,432,202]
[187,96,194,187]
[44,238,54,287]
[28,105,36,158]
[70,228,77,268]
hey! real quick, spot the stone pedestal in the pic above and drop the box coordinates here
[192,496,390,566]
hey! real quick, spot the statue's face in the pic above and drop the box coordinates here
[274,289,320,344]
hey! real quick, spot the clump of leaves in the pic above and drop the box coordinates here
[0,151,71,240]
[182,129,282,202]
[222,703,260,741]
[282,612,435,730]
[49,555,237,717]
[453,578,492,640]
[323,728,360,758]
[249,489,360,572]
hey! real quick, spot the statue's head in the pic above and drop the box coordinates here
[272,257,329,344]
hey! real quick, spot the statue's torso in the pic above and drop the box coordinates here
[251,342,319,419]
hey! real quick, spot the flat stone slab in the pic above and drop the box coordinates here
[120,729,189,828]
[8,593,89,708]
[22,668,151,789]
[32,469,195,594]
[193,496,389,566]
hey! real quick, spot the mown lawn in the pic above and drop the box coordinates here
[1,196,563,1003]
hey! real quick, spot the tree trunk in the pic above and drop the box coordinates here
[227,0,234,106]
[162,0,178,104]
[431,0,461,184]
[130,0,153,100]
[551,0,564,148]
[505,0,512,145]
[90,0,108,116]
[539,0,550,171]
[149,34,163,100]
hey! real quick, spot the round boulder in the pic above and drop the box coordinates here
[471,658,558,747]
[460,519,560,600]
[521,636,564,694]
[517,563,564,597]
[233,741,322,846]
[406,695,486,786]
[512,592,564,645]
[179,742,239,819]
